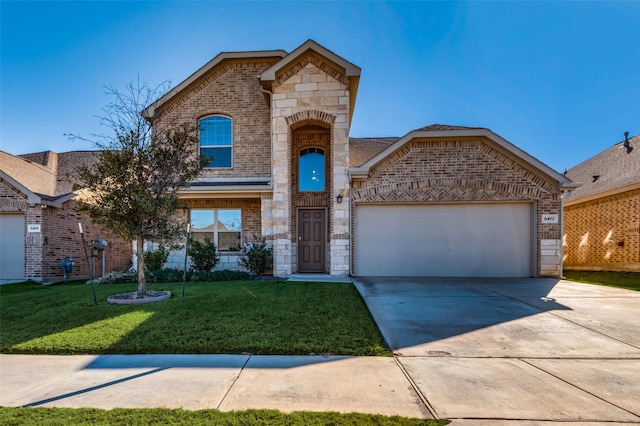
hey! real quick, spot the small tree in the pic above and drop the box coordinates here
[239,236,273,277]
[72,80,203,297]
[187,237,219,272]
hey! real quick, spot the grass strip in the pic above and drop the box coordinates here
[563,270,640,291]
[0,407,447,426]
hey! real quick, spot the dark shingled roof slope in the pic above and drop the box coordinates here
[349,137,398,167]
[564,134,640,202]
[0,150,99,198]
[415,124,487,131]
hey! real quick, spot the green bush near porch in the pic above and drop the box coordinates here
[0,280,391,356]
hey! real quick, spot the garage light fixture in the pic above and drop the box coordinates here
[336,193,343,204]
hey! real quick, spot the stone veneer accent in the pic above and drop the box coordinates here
[350,138,563,277]
[268,58,351,276]
[563,189,640,271]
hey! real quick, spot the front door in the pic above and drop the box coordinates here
[298,209,326,272]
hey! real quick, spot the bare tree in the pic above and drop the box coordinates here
[72,80,202,297]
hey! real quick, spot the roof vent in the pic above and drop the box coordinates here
[592,175,600,182]
[623,132,633,154]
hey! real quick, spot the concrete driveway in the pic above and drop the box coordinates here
[353,277,640,424]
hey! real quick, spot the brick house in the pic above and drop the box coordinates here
[143,39,576,278]
[563,133,639,272]
[0,150,132,283]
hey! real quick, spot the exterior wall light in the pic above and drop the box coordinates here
[336,193,343,204]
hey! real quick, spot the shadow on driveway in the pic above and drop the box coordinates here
[352,277,639,358]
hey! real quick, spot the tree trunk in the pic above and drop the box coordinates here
[136,237,147,297]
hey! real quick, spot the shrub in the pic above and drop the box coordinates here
[239,235,273,277]
[93,268,251,284]
[187,237,219,272]
[143,244,170,271]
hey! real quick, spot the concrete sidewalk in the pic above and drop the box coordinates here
[0,354,433,419]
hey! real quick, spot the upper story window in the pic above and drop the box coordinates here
[199,115,232,168]
[299,148,325,192]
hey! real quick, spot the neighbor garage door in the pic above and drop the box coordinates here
[0,214,25,280]
[355,203,532,277]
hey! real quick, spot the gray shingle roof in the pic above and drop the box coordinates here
[0,150,98,199]
[415,124,487,132]
[349,137,398,167]
[564,134,640,202]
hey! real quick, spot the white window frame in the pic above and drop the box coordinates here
[199,115,233,168]
[190,208,242,252]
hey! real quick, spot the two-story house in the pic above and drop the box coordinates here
[142,39,576,278]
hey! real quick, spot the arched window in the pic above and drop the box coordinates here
[199,115,232,168]
[299,148,325,191]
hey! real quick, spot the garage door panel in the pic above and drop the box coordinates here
[355,204,531,277]
[0,214,25,280]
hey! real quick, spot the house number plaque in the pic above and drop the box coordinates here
[541,214,558,224]
[27,224,41,233]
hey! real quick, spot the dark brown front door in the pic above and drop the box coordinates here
[298,209,326,272]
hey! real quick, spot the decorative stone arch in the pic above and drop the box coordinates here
[286,110,336,130]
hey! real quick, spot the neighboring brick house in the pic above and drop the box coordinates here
[563,134,640,272]
[0,150,132,283]
[143,39,577,278]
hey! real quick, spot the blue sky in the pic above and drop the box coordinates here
[1,1,639,173]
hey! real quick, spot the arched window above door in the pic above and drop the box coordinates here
[299,148,325,192]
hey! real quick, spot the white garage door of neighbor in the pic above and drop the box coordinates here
[355,204,532,277]
[0,214,25,280]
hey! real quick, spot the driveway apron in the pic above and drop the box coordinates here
[353,277,640,423]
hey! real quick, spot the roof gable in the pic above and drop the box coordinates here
[349,124,576,190]
[259,39,361,126]
[564,134,640,203]
[142,49,287,119]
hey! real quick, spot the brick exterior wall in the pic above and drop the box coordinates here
[563,189,640,271]
[41,200,132,283]
[350,137,563,277]
[0,179,131,283]
[153,58,280,179]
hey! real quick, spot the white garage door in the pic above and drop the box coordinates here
[0,214,25,280]
[355,204,532,277]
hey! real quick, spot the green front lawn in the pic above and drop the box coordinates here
[563,270,640,291]
[0,407,446,426]
[0,280,391,356]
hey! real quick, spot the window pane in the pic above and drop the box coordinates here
[199,116,231,147]
[201,147,231,168]
[217,210,241,231]
[191,210,214,232]
[299,150,325,191]
[191,232,214,244]
[218,232,241,251]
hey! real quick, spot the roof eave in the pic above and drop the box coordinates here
[177,186,273,199]
[564,182,640,206]
[258,39,361,83]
